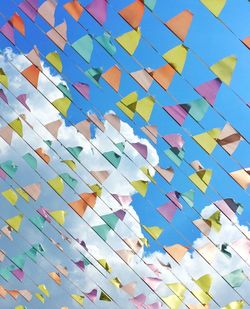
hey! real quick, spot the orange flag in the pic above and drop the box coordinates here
[119,0,144,29]
[21,64,40,88]
[102,65,121,92]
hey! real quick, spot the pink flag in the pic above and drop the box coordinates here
[163,133,184,149]
[157,201,179,222]
[195,78,221,106]
[17,94,30,111]
[1,22,15,44]
[86,0,107,25]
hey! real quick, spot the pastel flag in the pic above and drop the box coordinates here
[230,168,250,189]
[104,113,121,132]
[242,36,250,49]
[2,189,18,205]
[0,22,15,45]
[0,125,13,145]
[194,274,212,293]
[0,160,18,178]
[136,96,155,122]
[10,13,25,36]
[50,210,67,226]
[21,64,40,88]
[110,277,122,288]
[132,142,148,159]
[112,194,132,207]
[44,119,62,138]
[99,291,112,302]
[38,0,57,26]
[165,10,193,42]
[130,69,154,91]
[191,289,211,305]
[17,94,30,111]
[0,68,8,89]
[47,21,67,50]
[9,118,23,137]
[163,134,184,149]
[98,259,112,273]
[93,224,111,241]
[188,98,210,121]
[103,151,121,168]
[162,44,188,74]
[12,268,24,281]
[116,28,141,55]
[96,32,116,56]
[0,89,8,103]
[5,214,23,232]
[47,176,64,195]
[195,78,222,106]
[35,293,45,303]
[216,122,242,155]
[102,65,121,92]
[116,249,134,264]
[200,0,227,17]
[145,302,162,309]
[38,284,50,297]
[164,244,188,262]
[210,55,237,85]
[85,67,103,86]
[72,34,93,63]
[121,282,136,295]
[142,225,163,240]
[101,212,120,229]
[64,0,84,21]
[231,238,250,261]
[162,294,183,309]
[51,97,71,117]
[157,201,179,222]
[119,0,144,29]
[130,293,146,308]
[143,277,162,290]
[85,289,97,302]
[116,91,138,119]
[75,120,91,140]
[12,253,26,269]
[131,180,148,197]
[46,52,63,72]
[223,269,245,288]
[144,0,156,11]
[193,128,221,154]
[19,0,38,21]
[222,300,244,309]
[73,82,89,100]
[86,0,107,25]
[189,169,212,193]
[141,125,158,144]
[167,191,182,209]
[163,104,188,125]
[60,173,78,189]
[71,294,84,305]
[167,282,186,298]
[35,147,51,163]
[150,63,175,90]
[155,165,174,183]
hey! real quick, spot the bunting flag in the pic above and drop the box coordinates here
[0,1,249,308]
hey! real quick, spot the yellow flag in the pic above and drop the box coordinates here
[51,97,71,117]
[71,294,84,305]
[6,214,23,232]
[116,28,141,55]
[35,293,45,303]
[110,277,122,288]
[9,118,23,137]
[117,92,138,119]
[38,284,50,297]
[0,68,8,88]
[50,210,67,226]
[47,176,64,195]
[162,294,183,309]
[136,96,155,122]
[46,51,63,72]
[163,44,188,74]
[193,128,221,154]
[200,0,227,17]
[222,300,244,309]
[210,55,237,85]
[2,189,18,205]
[61,160,76,170]
[194,274,212,293]
[131,180,148,197]
[16,188,30,202]
[167,282,186,298]
[192,289,212,304]
[142,225,163,240]
[189,169,212,193]
[98,259,112,273]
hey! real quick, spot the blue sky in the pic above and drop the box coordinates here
[0,0,250,308]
